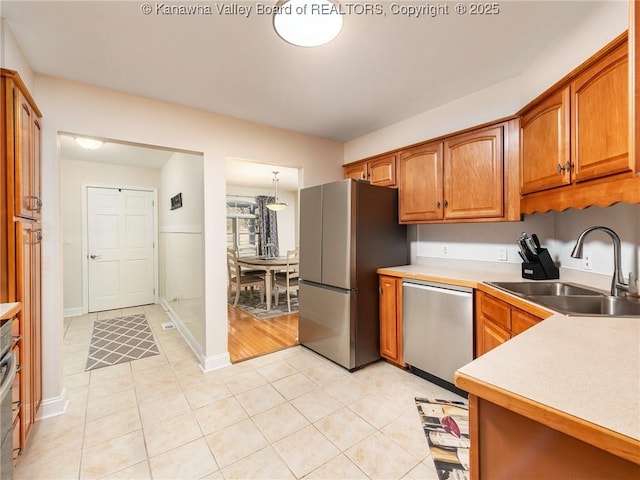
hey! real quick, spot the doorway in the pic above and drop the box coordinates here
[86,186,156,312]
[225,159,301,362]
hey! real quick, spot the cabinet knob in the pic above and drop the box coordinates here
[444,200,449,208]
[436,201,441,209]
[30,196,42,211]
[556,161,571,175]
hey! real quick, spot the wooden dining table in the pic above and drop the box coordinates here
[237,255,299,311]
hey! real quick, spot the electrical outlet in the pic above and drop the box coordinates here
[583,251,592,270]
[442,245,448,256]
[497,246,508,262]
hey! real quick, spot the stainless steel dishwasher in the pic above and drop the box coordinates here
[403,279,473,394]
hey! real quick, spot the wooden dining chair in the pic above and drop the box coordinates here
[227,248,264,306]
[273,248,299,313]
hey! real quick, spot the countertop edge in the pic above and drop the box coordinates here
[0,303,21,320]
[455,371,640,465]
[377,267,479,289]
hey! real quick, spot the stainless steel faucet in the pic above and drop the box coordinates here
[570,226,637,297]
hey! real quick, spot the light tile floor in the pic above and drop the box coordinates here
[16,304,463,479]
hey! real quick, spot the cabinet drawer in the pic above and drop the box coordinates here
[479,293,511,330]
[511,309,541,335]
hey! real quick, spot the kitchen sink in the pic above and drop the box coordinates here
[526,295,640,317]
[488,281,605,297]
[487,281,640,316]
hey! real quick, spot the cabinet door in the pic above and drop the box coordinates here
[15,222,33,446]
[398,142,443,222]
[14,221,41,446]
[368,154,396,187]
[379,275,402,364]
[477,317,511,357]
[444,125,504,219]
[572,42,630,182]
[520,87,571,194]
[344,162,367,181]
[13,91,42,221]
[31,226,42,420]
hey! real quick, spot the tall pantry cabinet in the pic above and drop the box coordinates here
[1,68,43,462]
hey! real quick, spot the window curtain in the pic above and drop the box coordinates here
[256,196,279,257]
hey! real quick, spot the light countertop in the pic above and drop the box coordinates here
[378,262,640,461]
[0,303,20,320]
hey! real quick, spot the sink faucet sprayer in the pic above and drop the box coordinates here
[570,226,638,297]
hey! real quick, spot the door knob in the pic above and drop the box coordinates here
[90,254,101,259]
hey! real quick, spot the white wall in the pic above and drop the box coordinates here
[60,158,161,315]
[0,18,34,90]
[158,152,205,352]
[32,74,344,409]
[226,184,298,254]
[415,205,640,291]
[344,1,628,162]
[159,152,204,229]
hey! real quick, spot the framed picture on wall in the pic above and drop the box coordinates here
[171,192,183,210]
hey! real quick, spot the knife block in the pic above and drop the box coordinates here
[521,248,559,280]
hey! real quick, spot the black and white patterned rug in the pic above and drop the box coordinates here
[229,290,298,320]
[86,313,160,371]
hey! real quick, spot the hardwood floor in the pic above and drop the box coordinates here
[227,304,299,363]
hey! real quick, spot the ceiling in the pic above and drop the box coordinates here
[2,1,604,143]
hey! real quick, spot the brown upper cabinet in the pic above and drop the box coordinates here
[343,152,396,187]
[520,34,640,214]
[398,120,519,223]
[397,141,443,222]
[520,87,571,194]
[572,40,630,182]
[443,124,505,220]
[4,71,43,221]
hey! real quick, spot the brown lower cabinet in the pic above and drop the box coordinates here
[468,395,640,479]
[15,221,42,456]
[378,275,404,367]
[475,290,544,357]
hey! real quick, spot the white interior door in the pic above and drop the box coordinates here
[88,187,155,312]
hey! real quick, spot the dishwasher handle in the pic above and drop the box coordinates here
[403,280,472,297]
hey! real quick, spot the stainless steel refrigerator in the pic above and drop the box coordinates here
[298,179,408,370]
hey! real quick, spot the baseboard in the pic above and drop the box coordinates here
[36,389,69,420]
[63,307,83,318]
[200,352,232,372]
[159,298,231,372]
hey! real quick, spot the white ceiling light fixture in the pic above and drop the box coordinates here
[273,0,343,48]
[266,171,288,211]
[75,137,104,150]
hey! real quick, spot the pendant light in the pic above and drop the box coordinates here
[273,0,343,47]
[266,171,287,211]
